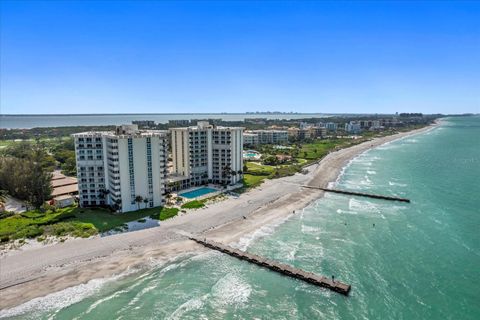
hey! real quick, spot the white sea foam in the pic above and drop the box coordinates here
[388,181,407,187]
[210,274,252,306]
[367,170,376,175]
[0,268,138,319]
[360,175,373,186]
[166,296,206,320]
[336,208,358,215]
[301,224,322,234]
[232,212,295,250]
[349,198,380,213]
[85,289,129,314]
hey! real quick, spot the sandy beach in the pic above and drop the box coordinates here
[0,124,436,310]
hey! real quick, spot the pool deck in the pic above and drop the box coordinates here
[243,150,262,161]
[178,185,222,201]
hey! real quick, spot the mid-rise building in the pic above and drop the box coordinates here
[243,132,259,145]
[243,130,288,145]
[325,122,338,132]
[168,119,190,127]
[132,120,156,128]
[307,126,327,139]
[73,125,168,213]
[288,127,300,139]
[170,121,244,187]
[345,121,362,134]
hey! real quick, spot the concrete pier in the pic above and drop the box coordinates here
[190,237,351,295]
[302,186,411,203]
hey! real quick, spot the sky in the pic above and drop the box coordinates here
[0,1,479,115]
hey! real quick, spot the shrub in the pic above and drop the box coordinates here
[13,225,44,239]
[0,211,14,219]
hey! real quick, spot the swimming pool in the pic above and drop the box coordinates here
[179,187,218,199]
[243,150,261,159]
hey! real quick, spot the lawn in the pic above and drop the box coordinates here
[241,139,354,191]
[181,200,206,209]
[242,174,267,189]
[0,205,176,243]
[72,206,161,232]
[245,162,275,175]
[149,207,179,220]
[299,139,347,160]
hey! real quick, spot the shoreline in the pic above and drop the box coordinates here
[0,123,438,311]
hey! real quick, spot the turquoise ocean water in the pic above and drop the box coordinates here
[2,116,479,319]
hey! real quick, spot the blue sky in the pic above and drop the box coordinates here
[1,1,479,115]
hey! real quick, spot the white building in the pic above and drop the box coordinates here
[345,121,362,134]
[73,125,169,213]
[243,130,288,145]
[325,122,338,132]
[170,121,244,187]
[243,132,259,145]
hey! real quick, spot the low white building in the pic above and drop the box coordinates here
[243,130,288,145]
[53,195,75,208]
[73,125,169,213]
[243,132,259,145]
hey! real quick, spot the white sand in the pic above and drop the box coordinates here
[0,124,436,309]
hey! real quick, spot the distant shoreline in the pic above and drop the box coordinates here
[0,122,439,312]
[1,113,329,129]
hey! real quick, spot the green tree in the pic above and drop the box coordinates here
[0,141,53,208]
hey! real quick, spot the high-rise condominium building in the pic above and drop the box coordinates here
[73,125,168,213]
[170,121,244,187]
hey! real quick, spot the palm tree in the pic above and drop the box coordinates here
[114,199,122,212]
[134,195,143,210]
[222,165,232,185]
[143,198,149,208]
[99,189,110,199]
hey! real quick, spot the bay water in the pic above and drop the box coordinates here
[2,116,479,319]
[0,113,327,129]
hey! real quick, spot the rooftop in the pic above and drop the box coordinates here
[51,184,78,197]
[51,176,77,188]
[170,121,244,131]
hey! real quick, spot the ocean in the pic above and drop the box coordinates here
[0,114,329,129]
[2,116,479,319]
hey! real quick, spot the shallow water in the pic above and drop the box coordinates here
[2,116,479,319]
